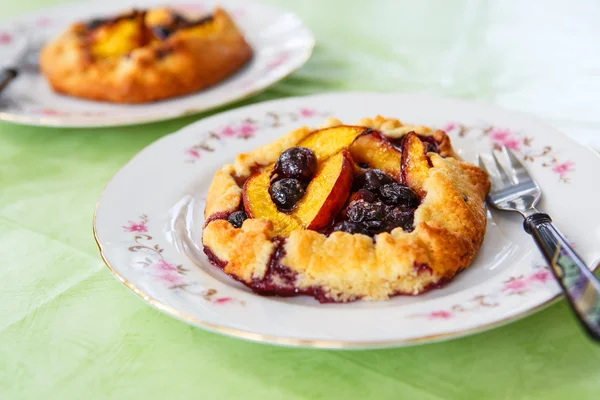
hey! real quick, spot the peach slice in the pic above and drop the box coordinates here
[293,151,354,230]
[242,152,354,234]
[90,13,148,59]
[401,132,430,195]
[242,167,302,236]
[298,126,370,161]
[348,131,402,180]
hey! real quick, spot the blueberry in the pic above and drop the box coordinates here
[417,134,440,153]
[346,199,386,223]
[362,220,387,235]
[270,178,305,211]
[227,211,247,228]
[354,169,394,192]
[332,221,367,235]
[385,206,415,231]
[352,189,377,203]
[379,183,420,208]
[357,162,370,169]
[84,18,108,30]
[275,147,317,181]
[152,26,173,40]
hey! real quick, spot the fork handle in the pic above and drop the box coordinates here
[525,213,600,340]
[0,68,18,95]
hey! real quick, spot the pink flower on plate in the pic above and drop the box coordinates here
[502,278,528,293]
[528,269,552,284]
[299,108,316,118]
[174,3,205,12]
[35,17,52,27]
[266,53,288,70]
[158,272,184,286]
[427,310,453,319]
[0,32,12,45]
[38,108,61,116]
[214,297,233,304]
[442,122,456,132]
[123,221,148,233]
[220,125,237,137]
[489,128,521,150]
[238,122,257,138]
[552,161,575,177]
[155,260,177,272]
[231,8,246,17]
[185,148,201,159]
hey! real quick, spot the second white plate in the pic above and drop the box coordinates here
[0,0,314,127]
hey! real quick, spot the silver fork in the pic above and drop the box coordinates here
[479,146,600,341]
[0,37,43,95]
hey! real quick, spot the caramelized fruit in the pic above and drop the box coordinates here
[297,126,369,160]
[379,183,420,208]
[354,169,394,192]
[293,151,354,230]
[227,210,247,228]
[401,132,430,195]
[348,131,402,180]
[242,152,353,234]
[274,147,317,181]
[269,178,306,211]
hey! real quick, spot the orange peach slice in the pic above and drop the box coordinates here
[298,126,370,161]
[401,132,430,195]
[293,151,354,230]
[242,167,302,236]
[90,14,147,58]
[349,131,402,180]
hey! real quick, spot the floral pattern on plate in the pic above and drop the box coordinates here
[444,122,575,182]
[184,108,327,162]
[124,214,243,306]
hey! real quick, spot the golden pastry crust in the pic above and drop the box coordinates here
[202,116,490,302]
[40,8,252,103]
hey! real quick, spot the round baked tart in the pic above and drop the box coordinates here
[39,7,252,103]
[202,116,491,303]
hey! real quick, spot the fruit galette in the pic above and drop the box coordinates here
[40,7,252,103]
[203,116,491,302]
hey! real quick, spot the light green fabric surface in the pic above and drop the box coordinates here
[2,1,600,399]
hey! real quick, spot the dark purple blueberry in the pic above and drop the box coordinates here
[269,178,305,211]
[346,200,386,223]
[417,134,440,153]
[352,189,377,203]
[354,169,394,192]
[275,147,317,181]
[188,14,215,27]
[332,221,368,235]
[84,18,109,30]
[152,26,173,40]
[379,183,420,208]
[171,13,189,26]
[385,206,415,231]
[362,220,387,235]
[155,47,173,59]
[227,211,247,228]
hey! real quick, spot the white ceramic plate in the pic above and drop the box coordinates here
[94,92,600,348]
[0,0,313,127]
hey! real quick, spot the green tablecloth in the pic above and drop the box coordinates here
[2,1,600,398]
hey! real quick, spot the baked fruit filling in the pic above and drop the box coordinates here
[80,9,219,59]
[202,117,491,303]
[243,127,435,237]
